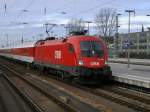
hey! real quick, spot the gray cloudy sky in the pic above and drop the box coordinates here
[0,0,150,46]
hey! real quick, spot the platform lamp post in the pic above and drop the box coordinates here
[125,10,135,68]
[114,14,121,58]
[146,14,150,26]
[85,21,92,35]
[6,34,8,47]
[146,15,150,30]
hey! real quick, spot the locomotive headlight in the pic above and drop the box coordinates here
[78,60,84,65]
[105,60,108,65]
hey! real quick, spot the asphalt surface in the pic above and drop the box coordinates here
[109,62,150,79]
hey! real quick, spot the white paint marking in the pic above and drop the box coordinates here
[113,72,150,82]
[0,53,33,63]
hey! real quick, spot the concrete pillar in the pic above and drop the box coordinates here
[146,33,149,54]
[137,33,139,53]
[120,35,123,52]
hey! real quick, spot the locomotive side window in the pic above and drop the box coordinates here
[80,41,103,57]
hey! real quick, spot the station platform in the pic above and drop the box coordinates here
[109,62,150,88]
[109,58,150,66]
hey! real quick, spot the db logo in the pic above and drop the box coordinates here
[54,51,61,59]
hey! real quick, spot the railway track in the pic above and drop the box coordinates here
[99,86,150,105]
[44,72,150,112]
[0,71,42,112]
[31,69,150,112]
[77,86,150,112]
[37,71,150,112]
[0,61,101,112]
[0,72,44,112]
[1,58,150,112]
[39,68,150,112]
[0,65,80,112]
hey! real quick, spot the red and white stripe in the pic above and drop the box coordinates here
[0,42,36,63]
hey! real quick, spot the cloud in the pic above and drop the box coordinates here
[1,0,150,46]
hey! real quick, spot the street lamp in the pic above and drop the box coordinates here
[22,9,28,12]
[4,34,8,47]
[146,15,150,31]
[125,10,135,68]
[22,22,28,25]
[114,13,121,58]
[61,11,67,15]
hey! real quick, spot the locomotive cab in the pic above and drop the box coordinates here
[67,35,112,84]
[79,41,105,68]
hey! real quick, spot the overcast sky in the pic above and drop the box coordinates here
[1,0,150,46]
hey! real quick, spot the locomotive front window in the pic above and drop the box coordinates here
[80,41,103,57]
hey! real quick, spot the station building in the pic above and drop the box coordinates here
[117,31,150,58]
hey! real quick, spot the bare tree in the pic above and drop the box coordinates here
[95,8,116,38]
[67,18,85,34]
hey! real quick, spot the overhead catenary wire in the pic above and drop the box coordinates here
[68,0,116,18]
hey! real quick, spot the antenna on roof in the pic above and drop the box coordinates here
[44,7,46,15]
[4,3,7,13]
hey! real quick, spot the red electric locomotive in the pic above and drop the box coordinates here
[0,35,112,84]
[34,35,112,84]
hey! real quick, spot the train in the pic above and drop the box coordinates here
[0,34,112,84]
